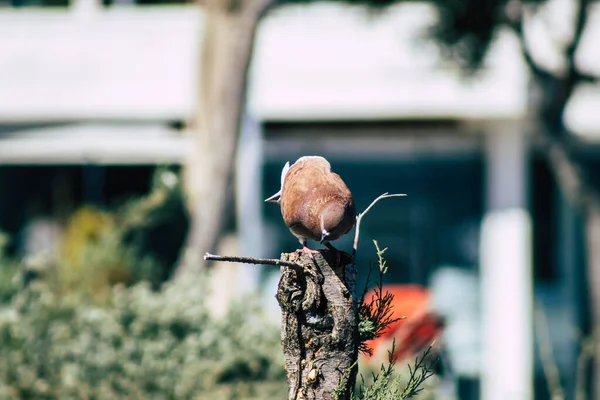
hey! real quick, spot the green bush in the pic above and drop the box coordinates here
[55,206,163,306]
[0,278,286,399]
[0,169,288,399]
[0,232,20,304]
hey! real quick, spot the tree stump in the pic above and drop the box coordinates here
[276,250,358,400]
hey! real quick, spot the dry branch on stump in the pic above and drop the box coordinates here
[205,249,360,400]
[276,250,358,400]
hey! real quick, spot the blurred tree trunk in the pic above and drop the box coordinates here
[546,138,600,397]
[586,209,600,393]
[511,0,600,394]
[176,0,274,276]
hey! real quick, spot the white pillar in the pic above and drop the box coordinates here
[71,0,101,21]
[480,124,533,400]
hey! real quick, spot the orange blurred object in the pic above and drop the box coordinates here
[364,284,444,363]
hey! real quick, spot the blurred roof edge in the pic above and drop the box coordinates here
[0,123,191,165]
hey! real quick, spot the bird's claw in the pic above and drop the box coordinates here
[301,245,321,255]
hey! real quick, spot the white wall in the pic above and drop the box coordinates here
[0,3,528,124]
[0,6,200,122]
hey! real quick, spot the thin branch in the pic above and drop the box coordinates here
[575,333,595,400]
[575,71,599,83]
[203,252,303,270]
[505,5,553,81]
[507,0,597,84]
[564,0,598,88]
[353,193,407,257]
[566,0,590,63]
[534,302,565,400]
[543,135,600,214]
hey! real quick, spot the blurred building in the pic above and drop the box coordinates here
[0,1,196,255]
[1,1,600,399]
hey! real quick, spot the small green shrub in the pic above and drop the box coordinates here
[0,232,20,304]
[0,278,286,399]
[55,206,162,306]
[353,241,439,400]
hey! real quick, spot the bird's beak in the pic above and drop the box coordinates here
[320,231,330,244]
[264,190,281,203]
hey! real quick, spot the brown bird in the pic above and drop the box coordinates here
[265,156,356,253]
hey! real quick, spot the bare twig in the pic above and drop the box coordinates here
[505,5,553,81]
[534,302,565,400]
[353,193,407,261]
[575,333,595,400]
[506,0,598,84]
[565,0,599,84]
[576,71,599,83]
[567,0,590,64]
[203,252,303,270]
[544,135,600,213]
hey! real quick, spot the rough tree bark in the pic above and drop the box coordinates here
[176,0,275,276]
[276,250,359,400]
[510,0,600,395]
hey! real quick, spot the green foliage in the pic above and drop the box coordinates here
[41,167,186,305]
[351,341,438,400]
[337,0,512,71]
[0,232,20,304]
[56,206,161,305]
[0,168,185,307]
[355,342,403,399]
[358,241,403,355]
[354,242,438,399]
[428,0,507,71]
[400,345,438,399]
[0,279,286,399]
[117,167,189,284]
[0,166,287,399]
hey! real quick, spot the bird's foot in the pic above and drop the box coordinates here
[300,245,320,265]
[301,245,321,255]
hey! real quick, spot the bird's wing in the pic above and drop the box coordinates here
[329,172,353,199]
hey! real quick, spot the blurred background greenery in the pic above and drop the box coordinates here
[0,170,287,399]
